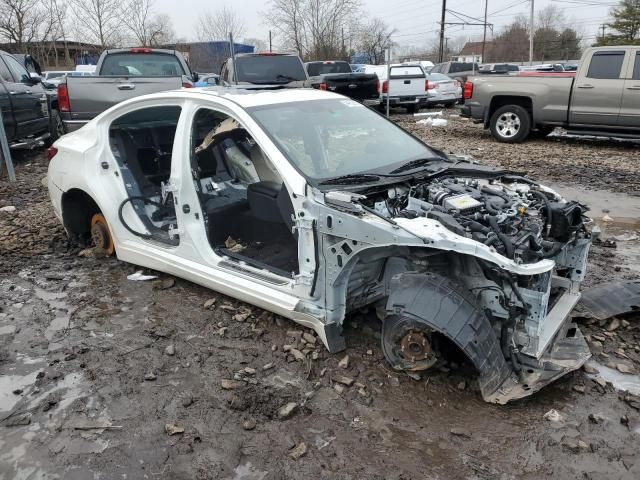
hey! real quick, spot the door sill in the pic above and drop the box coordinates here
[215,247,295,284]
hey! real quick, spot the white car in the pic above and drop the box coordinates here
[47,88,591,403]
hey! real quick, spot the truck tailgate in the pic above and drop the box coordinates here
[65,76,184,122]
[388,65,426,97]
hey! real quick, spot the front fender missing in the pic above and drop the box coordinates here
[386,272,591,404]
[386,272,517,402]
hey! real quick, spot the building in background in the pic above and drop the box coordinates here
[453,41,493,63]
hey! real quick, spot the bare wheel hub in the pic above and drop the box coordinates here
[382,316,438,372]
[400,330,432,362]
[90,213,115,255]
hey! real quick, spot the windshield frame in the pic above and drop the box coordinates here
[246,98,445,190]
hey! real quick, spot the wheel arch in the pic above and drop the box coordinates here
[487,95,533,127]
[385,272,517,402]
[61,188,102,237]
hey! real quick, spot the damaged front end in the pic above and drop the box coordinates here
[323,167,592,404]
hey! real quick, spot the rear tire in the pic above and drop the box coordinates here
[46,110,65,146]
[406,105,418,114]
[490,105,531,143]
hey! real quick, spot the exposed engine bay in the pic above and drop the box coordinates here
[366,176,588,263]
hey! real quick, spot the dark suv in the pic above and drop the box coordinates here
[220,53,307,87]
[0,50,58,148]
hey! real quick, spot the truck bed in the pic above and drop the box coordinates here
[62,76,184,129]
[465,75,575,125]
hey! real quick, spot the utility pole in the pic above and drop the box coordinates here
[482,0,488,63]
[438,0,447,63]
[600,24,607,43]
[529,0,534,66]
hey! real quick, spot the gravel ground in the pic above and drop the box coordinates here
[1,119,640,479]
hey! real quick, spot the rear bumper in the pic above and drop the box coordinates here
[460,101,486,122]
[383,95,429,106]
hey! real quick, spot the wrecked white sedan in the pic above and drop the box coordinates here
[47,88,591,403]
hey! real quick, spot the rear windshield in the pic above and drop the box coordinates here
[449,63,478,73]
[46,72,66,79]
[235,55,306,84]
[389,66,425,78]
[100,53,185,76]
[307,62,351,76]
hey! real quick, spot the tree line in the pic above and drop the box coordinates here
[595,0,640,46]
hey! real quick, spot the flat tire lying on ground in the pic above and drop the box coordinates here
[490,104,531,143]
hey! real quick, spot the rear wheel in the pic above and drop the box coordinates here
[406,104,418,114]
[90,213,115,256]
[490,105,531,143]
[46,110,65,146]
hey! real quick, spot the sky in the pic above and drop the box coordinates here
[155,0,618,49]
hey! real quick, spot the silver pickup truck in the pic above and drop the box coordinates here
[461,46,640,142]
[58,48,196,132]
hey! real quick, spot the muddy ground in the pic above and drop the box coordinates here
[1,114,640,479]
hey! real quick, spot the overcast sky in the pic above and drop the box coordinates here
[155,0,616,48]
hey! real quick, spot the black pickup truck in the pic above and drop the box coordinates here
[304,61,379,102]
[0,50,59,148]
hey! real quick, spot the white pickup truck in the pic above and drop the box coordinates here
[363,64,429,113]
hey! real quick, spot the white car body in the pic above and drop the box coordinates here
[48,88,591,403]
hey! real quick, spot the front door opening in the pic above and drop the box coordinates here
[191,108,299,276]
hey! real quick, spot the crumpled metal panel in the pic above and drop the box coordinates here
[578,280,640,320]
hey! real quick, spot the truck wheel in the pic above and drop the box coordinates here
[490,105,531,143]
[406,105,418,114]
[47,110,65,145]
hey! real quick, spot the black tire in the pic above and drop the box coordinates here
[444,101,457,108]
[406,104,418,114]
[489,104,531,143]
[47,110,65,146]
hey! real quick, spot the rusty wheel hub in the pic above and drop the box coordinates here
[90,214,114,255]
[400,330,432,363]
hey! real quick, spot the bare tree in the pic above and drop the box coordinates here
[120,0,174,46]
[266,0,361,60]
[196,5,245,41]
[356,17,394,64]
[0,0,46,48]
[70,0,124,48]
[243,37,268,52]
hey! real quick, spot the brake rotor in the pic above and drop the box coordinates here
[90,213,115,256]
[382,316,438,372]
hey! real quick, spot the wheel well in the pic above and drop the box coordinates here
[61,189,101,236]
[489,96,533,122]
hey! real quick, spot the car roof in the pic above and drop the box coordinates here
[145,86,344,108]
